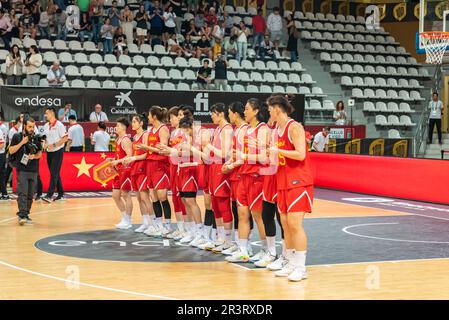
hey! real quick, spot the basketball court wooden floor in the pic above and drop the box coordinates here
[1,188,449,300]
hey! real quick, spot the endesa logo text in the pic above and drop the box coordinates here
[14,96,62,108]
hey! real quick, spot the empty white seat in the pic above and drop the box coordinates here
[376,89,387,98]
[266,61,278,70]
[233,84,245,92]
[38,39,53,50]
[89,53,104,65]
[410,90,423,100]
[83,41,98,52]
[80,65,95,77]
[291,62,303,71]
[54,40,68,50]
[110,66,125,78]
[259,85,272,93]
[169,69,183,80]
[388,115,400,126]
[177,82,190,91]
[148,81,162,90]
[399,90,410,100]
[174,57,189,68]
[161,56,173,67]
[71,79,85,88]
[363,101,376,112]
[117,80,131,89]
[352,88,364,98]
[388,129,401,138]
[141,67,154,79]
[59,52,74,64]
[376,115,388,125]
[133,81,146,90]
[241,60,254,70]
[43,51,57,63]
[399,102,412,113]
[301,73,314,83]
[341,76,352,86]
[387,102,399,112]
[189,57,201,68]
[65,65,80,77]
[162,82,176,90]
[155,68,170,79]
[254,60,268,71]
[273,85,285,93]
[387,90,399,99]
[119,55,133,66]
[247,84,259,93]
[263,72,277,83]
[154,45,167,55]
[309,100,322,110]
[364,88,375,98]
[299,86,311,94]
[387,78,398,87]
[376,102,388,112]
[147,56,160,66]
[104,54,118,65]
[364,77,375,87]
[126,67,140,79]
[133,55,146,66]
[322,100,335,110]
[140,44,153,54]
[87,79,101,88]
[127,43,140,54]
[68,40,82,51]
[312,87,323,95]
[102,80,116,89]
[289,73,301,84]
[285,86,298,94]
[95,66,110,77]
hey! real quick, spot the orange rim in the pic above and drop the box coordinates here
[420,31,449,39]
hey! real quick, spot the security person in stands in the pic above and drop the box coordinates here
[8,116,43,225]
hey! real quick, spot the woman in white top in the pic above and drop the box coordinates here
[162,5,177,46]
[333,100,347,126]
[91,122,111,152]
[5,44,23,85]
[24,45,42,86]
[120,5,134,45]
[235,21,250,63]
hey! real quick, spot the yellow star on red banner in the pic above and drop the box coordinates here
[100,153,107,159]
[73,156,94,178]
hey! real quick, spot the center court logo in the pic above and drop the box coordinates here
[14,96,62,108]
[194,92,209,113]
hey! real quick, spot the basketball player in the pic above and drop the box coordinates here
[137,106,172,237]
[200,103,234,253]
[221,101,248,256]
[110,117,134,230]
[226,98,269,263]
[267,95,314,282]
[158,106,187,240]
[123,114,155,233]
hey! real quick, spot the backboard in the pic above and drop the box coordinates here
[417,0,449,54]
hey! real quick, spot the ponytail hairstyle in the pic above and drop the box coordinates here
[228,101,245,120]
[149,105,168,123]
[210,102,229,122]
[247,98,270,123]
[179,116,193,130]
[133,113,148,129]
[266,94,295,115]
[168,106,180,118]
[180,104,195,121]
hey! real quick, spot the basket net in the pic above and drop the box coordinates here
[420,32,449,64]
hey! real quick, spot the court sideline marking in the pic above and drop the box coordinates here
[0,203,179,300]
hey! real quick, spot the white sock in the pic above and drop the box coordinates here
[164,221,171,230]
[234,230,240,246]
[211,228,217,241]
[281,240,286,256]
[260,239,267,251]
[142,215,150,226]
[196,223,203,234]
[239,238,248,255]
[225,229,232,242]
[266,236,276,256]
[155,217,163,227]
[177,221,184,232]
[188,221,195,234]
[203,225,212,240]
[217,226,225,241]
[125,214,132,223]
[286,249,295,261]
[294,251,307,269]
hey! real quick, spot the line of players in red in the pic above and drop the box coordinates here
[109,94,313,282]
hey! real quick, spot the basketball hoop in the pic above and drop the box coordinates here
[420,31,449,64]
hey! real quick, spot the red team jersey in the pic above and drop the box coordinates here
[239,122,268,175]
[262,122,278,203]
[230,123,248,201]
[209,123,232,197]
[276,119,314,214]
[169,128,187,213]
[130,132,147,191]
[146,124,170,189]
[195,125,211,194]
[112,135,132,191]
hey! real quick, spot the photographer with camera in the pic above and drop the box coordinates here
[42,107,68,203]
[8,117,42,225]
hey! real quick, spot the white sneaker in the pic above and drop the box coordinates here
[173,230,185,241]
[167,229,181,239]
[161,225,171,237]
[205,239,224,251]
[222,243,238,255]
[143,225,160,237]
[179,233,194,243]
[116,220,132,230]
[225,250,250,263]
[134,224,148,233]
[212,241,233,253]
[194,237,208,248]
[274,262,296,277]
[249,249,266,262]
[247,243,254,257]
[254,252,277,268]
[267,255,289,271]
[198,240,214,250]
[189,235,203,247]
[288,267,308,282]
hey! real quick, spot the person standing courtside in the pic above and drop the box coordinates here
[66,115,85,152]
[428,92,444,145]
[8,117,42,225]
[42,107,68,203]
[91,121,110,152]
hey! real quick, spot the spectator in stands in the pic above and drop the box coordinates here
[107,0,121,30]
[312,127,330,152]
[100,17,114,55]
[0,9,12,50]
[205,7,218,26]
[207,0,222,15]
[267,6,282,51]
[66,115,85,152]
[196,59,212,90]
[182,33,194,56]
[213,54,227,91]
[9,9,20,40]
[259,34,276,61]
[252,8,266,54]
[149,4,164,44]
[89,0,104,44]
[78,12,93,43]
[200,20,212,39]
[135,4,148,47]
[184,19,198,37]
[333,101,347,126]
[47,59,66,87]
[194,10,205,30]
[222,35,237,59]
[120,4,134,45]
[58,102,77,122]
[89,104,109,122]
[167,33,185,56]
[162,5,177,46]
[196,33,212,59]
[211,18,225,59]
[5,44,23,85]
[286,13,299,62]
[222,10,233,35]
[24,45,42,86]
[113,30,128,57]
[186,0,199,14]
[54,7,67,40]
[19,6,37,39]
[91,121,110,152]
[235,20,250,63]
[428,92,444,145]
[198,0,208,13]
[38,6,51,39]
[66,0,80,32]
